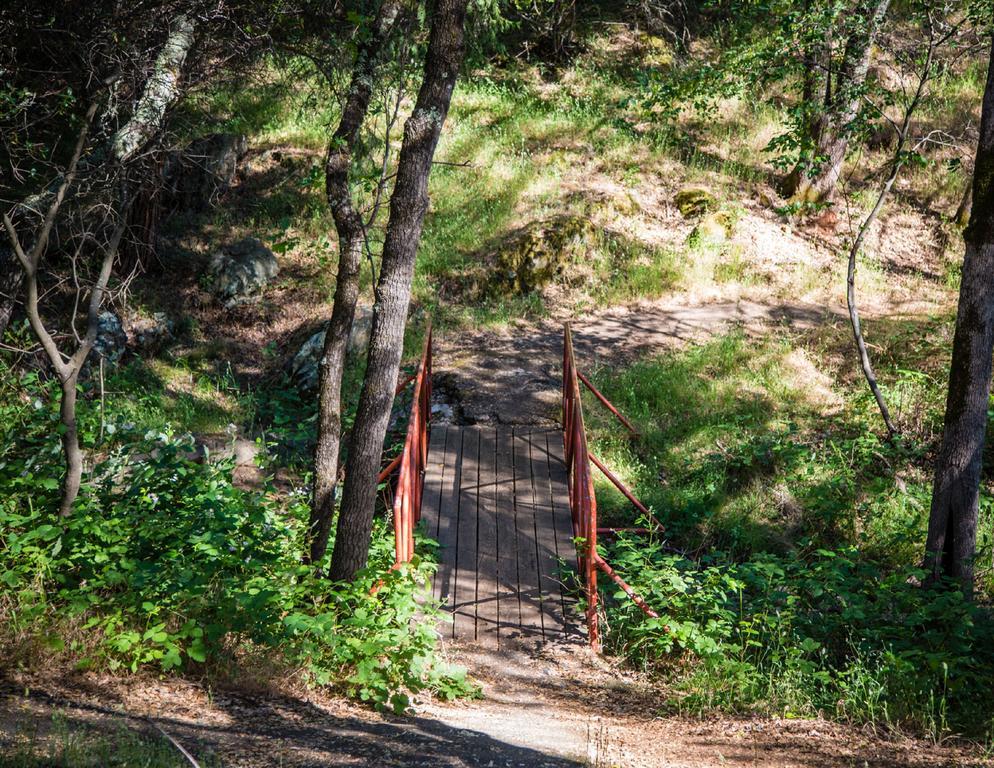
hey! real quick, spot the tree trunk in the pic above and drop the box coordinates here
[58,373,83,517]
[783,0,890,203]
[924,38,994,594]
[783,116,850,203]
[307,0,406,566]
[329,0,469,582]
[111,13,196,164]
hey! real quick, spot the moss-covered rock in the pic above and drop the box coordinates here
[491,215,595,295]
[675,187,718,218]
[635,31,675,68]
[688,211,736,246]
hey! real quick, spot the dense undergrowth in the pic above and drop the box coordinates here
[0,360,471,713]
[585,331,994,738]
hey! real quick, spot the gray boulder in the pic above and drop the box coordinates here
[133,312,176,352]
[92,311,128,364]
[208,237,279,307]
[289,305,374,392]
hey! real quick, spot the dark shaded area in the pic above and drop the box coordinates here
[0,684,583,768]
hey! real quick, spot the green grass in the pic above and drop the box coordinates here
[6,714,220,768]
[179,42,800,331]
[99,359,247,436]
[577,325,994,737]
[583,327,973,563]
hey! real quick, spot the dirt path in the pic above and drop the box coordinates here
[5,644,988,767]
[420,640,991,768]
[436,299,844,426]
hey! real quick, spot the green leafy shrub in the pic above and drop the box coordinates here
[0,370,471,713]
[603,538,994,735]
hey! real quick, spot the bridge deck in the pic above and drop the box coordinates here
[420,425,579,647]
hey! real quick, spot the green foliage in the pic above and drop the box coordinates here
[603,539,994,734]
[631,0,984,182]
[584,331,994,736]
[0,369,472,712]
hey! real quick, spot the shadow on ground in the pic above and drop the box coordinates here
[1,683,583,767]
[436,300,843,426]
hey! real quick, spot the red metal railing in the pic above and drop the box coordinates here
[379,325,432,567]
[562,322,660,651]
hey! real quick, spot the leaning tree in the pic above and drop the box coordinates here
[329,0,471,581]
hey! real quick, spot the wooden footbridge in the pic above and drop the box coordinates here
[379,324,661,651]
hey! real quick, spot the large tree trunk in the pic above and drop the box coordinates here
[782,0,890,203]
[329,0,469,582]
[924,39,994,594]
[307,0,405,566]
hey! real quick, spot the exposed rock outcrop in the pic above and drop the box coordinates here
[207,237,279,307]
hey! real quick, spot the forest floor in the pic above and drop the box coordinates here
[4,639,991,767]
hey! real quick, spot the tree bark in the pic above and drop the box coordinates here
[58,374,83,517]
[111,13,196,164]
[783,0,890,203]
[924,38,994,594]
[329,0,469,582]
[307,0,406,565]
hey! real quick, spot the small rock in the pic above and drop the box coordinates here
[207,237,279,307]
[431,403,454,423]
[348,305,374,357]
[756,188,779,208]
[133,312,176,352]
[675,187,718,218]
[289,331,325,392]
[164,133,248,211]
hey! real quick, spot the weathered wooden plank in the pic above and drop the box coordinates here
[545,429,580,635]
[527,430,565,639]
[512,427,545,638]
[420,425,447,543]
[542,429,581,637]
[494,427,520,641]
[475,428,499,648]
[544,429,576,559]
[433,427,463,612]
[453,427,480,640]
